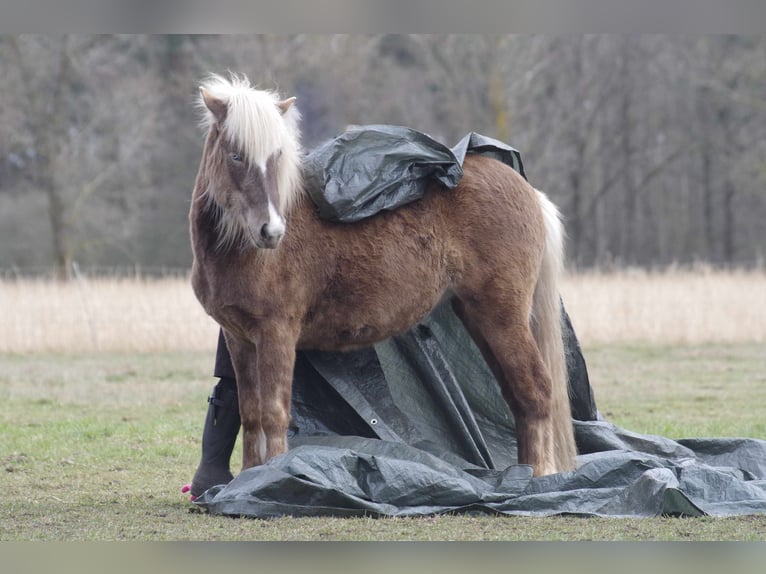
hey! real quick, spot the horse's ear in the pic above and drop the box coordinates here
[200,87,228,124]
[277,97,296,115]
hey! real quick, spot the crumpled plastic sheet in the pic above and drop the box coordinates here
[196,303,766,518]
[196,432,766,518]
[302,125,525,222]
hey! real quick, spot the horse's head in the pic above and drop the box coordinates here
[198,74,302,250]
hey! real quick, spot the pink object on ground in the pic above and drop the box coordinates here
[181,484,197,502]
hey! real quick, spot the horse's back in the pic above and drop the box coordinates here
[447,154,543,236]
[438,154,546,277]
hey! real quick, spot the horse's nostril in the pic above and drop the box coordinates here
[260,223,269,239]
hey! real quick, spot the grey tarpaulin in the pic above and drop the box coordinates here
[302,125,525,222]
[195,127,766,517]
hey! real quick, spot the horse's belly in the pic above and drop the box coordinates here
[296,193,461,351]
[297,281,449,351]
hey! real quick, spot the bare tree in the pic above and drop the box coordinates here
[1,35,162,277]
[1,35,764,273]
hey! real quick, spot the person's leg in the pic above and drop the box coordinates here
[187,330,241,499]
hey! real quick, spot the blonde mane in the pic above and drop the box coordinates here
[199,73,303,214]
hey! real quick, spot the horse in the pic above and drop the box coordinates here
[189,73,577,478]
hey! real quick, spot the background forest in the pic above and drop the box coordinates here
[1,34,764,277]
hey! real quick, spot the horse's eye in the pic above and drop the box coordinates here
[230,152,242,162]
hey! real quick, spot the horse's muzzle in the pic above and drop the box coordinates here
[254,222,284,249]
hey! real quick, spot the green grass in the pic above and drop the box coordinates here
[1,345,765,541]
[585,343,766,439]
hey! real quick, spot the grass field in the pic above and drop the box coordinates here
[1,269,765,540]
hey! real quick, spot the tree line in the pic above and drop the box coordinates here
[1,35,764,277]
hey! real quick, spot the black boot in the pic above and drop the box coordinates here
[190,377,241,497]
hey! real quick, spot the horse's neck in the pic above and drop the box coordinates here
[189,174,219,257]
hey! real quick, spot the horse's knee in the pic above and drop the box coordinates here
[261,397,290,431]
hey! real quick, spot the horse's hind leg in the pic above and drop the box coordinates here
[452,297,557,476]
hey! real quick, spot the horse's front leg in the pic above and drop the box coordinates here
[224,325,297,469]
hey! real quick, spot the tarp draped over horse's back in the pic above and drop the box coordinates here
[302,126,525,222]
[195,127,766,517]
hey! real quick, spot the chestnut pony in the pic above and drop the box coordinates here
[190,74,576,477]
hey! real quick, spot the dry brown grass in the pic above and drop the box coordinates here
[0,275,219,353]
[1,267,764,353]
[560,267,766,346]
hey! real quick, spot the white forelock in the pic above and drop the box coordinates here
[199,73,303,213]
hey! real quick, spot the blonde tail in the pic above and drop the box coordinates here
[531,189,577,472]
